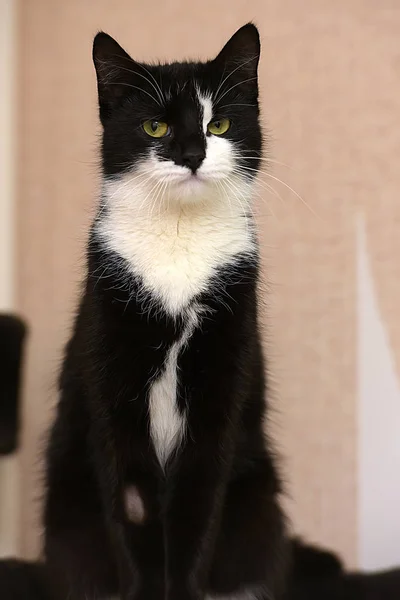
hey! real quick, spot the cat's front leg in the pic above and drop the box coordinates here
[165,445,229,600]
[109,516,165,600]
[92,425,165,600]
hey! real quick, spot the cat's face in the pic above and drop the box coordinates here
[93,24,261,205]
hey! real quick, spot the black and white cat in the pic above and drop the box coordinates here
[43,23,289,600]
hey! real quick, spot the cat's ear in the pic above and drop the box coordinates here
[92,32,135,124]
[213,23,260,94]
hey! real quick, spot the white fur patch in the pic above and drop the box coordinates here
[97,169,255,316]
[124,485,146,524]
[106,587,270,600]
[148,306,199,467]
[207,586,274,600]
[198,92,213,134]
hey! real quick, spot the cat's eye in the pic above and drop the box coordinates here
[207,119,231,135]
[143,120,170,138]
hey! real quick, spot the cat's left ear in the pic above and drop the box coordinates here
[93,32,135,124]
[213,23,260,95]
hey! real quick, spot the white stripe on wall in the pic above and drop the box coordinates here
[0,0,19,558]
[0,0,15,311]
[357,213,400,570]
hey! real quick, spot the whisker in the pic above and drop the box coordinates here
[219,179,240,217]
[263,172,320,220]
[220,178,254,236]
[106,82,160,106]
[137,177,164,214]
[104,171,152,202]
[102,58,165,105]
[217,103,257,109]
[216,179,233,217]
[244,174,286,207]
[238,154,294,170]
[136,63,165,106]
[234,166,295,210]
[151,176,170,219]
[215,77,258,106]
[250,187,279,221]
[214,55,259,103]
[116,54,165,99]
[237,164,320,220]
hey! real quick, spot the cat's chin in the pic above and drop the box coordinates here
[171,174,211,203]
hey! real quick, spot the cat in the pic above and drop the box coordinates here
[43,23,289,600]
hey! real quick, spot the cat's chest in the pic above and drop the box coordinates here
[98,203,255,315]
[147,307,199,468]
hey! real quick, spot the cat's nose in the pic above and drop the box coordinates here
[182,150,206,173]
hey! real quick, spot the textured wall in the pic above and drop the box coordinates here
[0,0,18,558]
[16,0,400,567]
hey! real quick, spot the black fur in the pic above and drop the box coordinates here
[43,24,288,600]
[2,541,400,599]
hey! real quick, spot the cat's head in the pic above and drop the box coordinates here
[93,24,261,206]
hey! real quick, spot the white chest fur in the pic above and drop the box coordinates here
[97,174,256,316]
[97,173,255,465]
[148,308,199,467]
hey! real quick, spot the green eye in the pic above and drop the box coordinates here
[143,120,169,138]
[207,118,231,135]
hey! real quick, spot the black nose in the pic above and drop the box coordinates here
[182,150,205,173]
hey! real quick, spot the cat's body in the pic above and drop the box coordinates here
[43,24,288,600]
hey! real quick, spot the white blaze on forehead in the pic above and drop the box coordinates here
[198,92,213,135]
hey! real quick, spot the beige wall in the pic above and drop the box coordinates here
[0,0,19,559]
[0,0,15,312]
[15,0,400,568]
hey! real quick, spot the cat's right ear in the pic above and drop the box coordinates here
[92,32,133,124]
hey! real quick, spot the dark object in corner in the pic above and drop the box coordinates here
[290,537,344,581]
[0,560,48,600]
[286,539,400,599]
[0,315,27,455]
[287,570,400,600]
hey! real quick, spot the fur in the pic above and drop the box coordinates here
[43,23,289,600]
